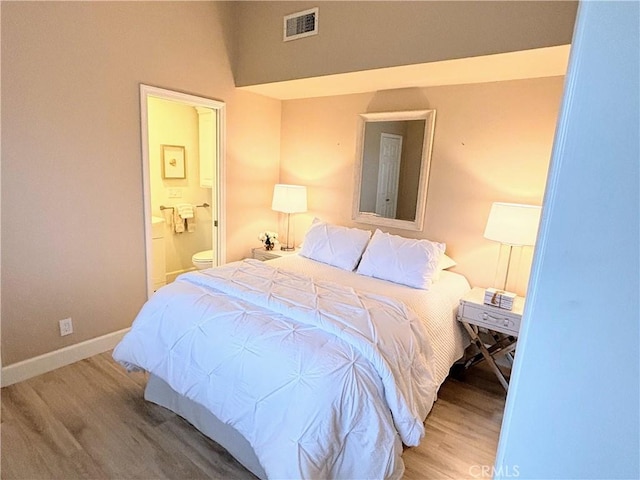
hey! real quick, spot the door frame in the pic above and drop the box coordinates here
[139,84,226,298]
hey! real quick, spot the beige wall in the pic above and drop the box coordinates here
[280,77,565,295]
[235,1,577,86]
[1,2,281,366]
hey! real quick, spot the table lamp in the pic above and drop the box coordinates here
[272,184,307,251]
[484,202,542,292]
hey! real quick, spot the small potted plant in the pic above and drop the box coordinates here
[258,231,278,251]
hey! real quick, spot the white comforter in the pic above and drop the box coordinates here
[113,259,439,479]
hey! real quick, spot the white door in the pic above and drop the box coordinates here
[375,133,402,218]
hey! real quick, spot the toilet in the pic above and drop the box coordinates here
[192,249,214,270]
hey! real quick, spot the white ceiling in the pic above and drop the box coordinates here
[238,45,570,100]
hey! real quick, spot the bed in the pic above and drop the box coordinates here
[113,225,470,480]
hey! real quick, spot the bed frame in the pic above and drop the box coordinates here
[144,374,267,479]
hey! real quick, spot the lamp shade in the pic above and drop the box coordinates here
[484,202,542,246]
[272,184,307,214]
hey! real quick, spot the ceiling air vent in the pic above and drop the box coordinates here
[283,7,318,42]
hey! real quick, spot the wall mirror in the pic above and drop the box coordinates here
[352,110,436,231]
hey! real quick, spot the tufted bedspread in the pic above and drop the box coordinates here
[114,259,455,479]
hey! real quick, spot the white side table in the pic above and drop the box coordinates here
[251,247,299,262]
[457,287,525,391]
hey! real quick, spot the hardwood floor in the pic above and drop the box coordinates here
[1,352,506,479]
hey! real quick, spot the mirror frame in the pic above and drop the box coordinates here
[352,109,436,231]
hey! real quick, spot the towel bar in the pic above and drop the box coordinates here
[159,203,210,212]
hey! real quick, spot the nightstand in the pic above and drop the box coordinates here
[457,287,525,391]
[251,247,299,262]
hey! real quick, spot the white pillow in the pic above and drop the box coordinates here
[432,253,457,282]
[438,253,457,270]
[357,229,445,289]
[299,220,372,271]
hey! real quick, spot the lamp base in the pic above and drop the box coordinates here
[280,246,295,251]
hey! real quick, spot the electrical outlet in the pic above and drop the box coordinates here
[59,318,73,336]
[168,188,182,198]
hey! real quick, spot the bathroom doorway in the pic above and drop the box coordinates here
[140,85,226,298]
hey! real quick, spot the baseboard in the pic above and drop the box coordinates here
[1,328,130,388]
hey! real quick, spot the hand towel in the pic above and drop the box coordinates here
[177,203,194,219]
[173,207,184,233]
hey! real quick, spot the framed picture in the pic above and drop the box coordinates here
[162,145,186,179]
